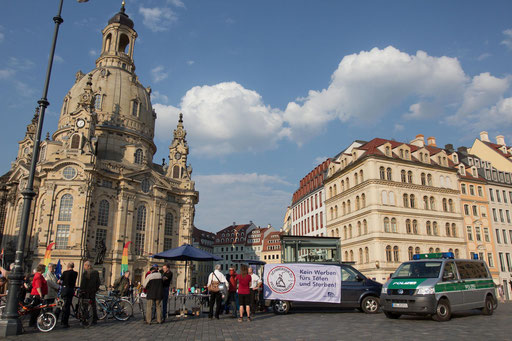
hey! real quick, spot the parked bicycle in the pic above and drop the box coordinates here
[96,290,133,321]
[17,299,57,332]
[57,289,94,328]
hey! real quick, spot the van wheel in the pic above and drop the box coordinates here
[481,295,494,316]
[384,311,401,319]
[272,300,290,315]
[433,299,451,322]
[361,296,380,314]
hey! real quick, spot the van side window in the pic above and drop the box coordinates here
[455,261,488,279]
[442,262,458,281]
[341,267,359,281]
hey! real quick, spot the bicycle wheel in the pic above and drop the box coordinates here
[97,299,108,320]
[79,300,94,328]
[113,299,133,321]
[37,312,57,332]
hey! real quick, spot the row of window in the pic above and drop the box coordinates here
[498,252,512,272]
[327,170,364,198]
[495,229,512,245]
[293,191,323,220]
[492,208,512,223]
[382,217,458,237]
[460,184,484,197]
[489,188,512,204]
[292,213,324,235]
[331,220,368,239]
[466,226,491,243]
[263,254,280,260]
[329,194,366,219]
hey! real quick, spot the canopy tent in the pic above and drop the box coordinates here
[152,244,222,291]
[232,259,266,265]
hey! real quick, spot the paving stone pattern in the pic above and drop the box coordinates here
[5,303,511,341]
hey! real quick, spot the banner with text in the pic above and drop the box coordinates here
[263,263,341,303]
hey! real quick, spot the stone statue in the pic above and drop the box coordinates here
[94,240,107,265]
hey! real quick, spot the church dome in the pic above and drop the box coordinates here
[107,3,134,29]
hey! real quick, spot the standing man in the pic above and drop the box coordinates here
[44,263,60,320]
[59,262,77,328]
[248,267,262,314]
[161,264,173,321]
[80,261,101,325]
[226,267,238,317]
[144,265,163,324]
[207,264,228,319]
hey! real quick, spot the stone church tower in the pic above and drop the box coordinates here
[0,4,198,288]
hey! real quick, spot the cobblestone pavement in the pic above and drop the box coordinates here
[5,302,511,341]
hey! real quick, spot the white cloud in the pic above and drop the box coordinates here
[313,156,329,165]
[501,29,512,50]
[8,57,34,71]
[167,0,185,8]
[139,7,177,32]
[154,82,286,156]
[194,173,292,230]
[89,49,98,57]
[477,53,491,61]
[0,69,13,79]
[151,65,168,83]
[186,60,195,65]
[54,55,64,63]
[394,124,405,132]
[151,91,169,104]
[14,81,35,97]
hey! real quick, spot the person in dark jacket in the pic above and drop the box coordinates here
[161,264,173,321]
[143,265,163,324]
[59,262,78,328]
[113,271,131,297]
[80,261,101,324]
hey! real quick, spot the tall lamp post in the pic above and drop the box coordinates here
[0,0,89,336]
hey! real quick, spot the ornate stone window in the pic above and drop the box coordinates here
[165,212,173,235]
[131,100,139,116]
[386,168,392,181]
[379,167,385,180]
[55,224,70,250]
[136,205,146,231]
[58,194,73,221]
[97,200,109,226]
[141,178,150,193]
[135,232,145,256]
[70,134,80,149]
[134,149,143,164]
[393,246,400,262]
[63,166,77,180]
[408,246,414,260]
[385,245,392,262]
[94,94,103,110]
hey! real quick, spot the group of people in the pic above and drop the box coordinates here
[0,260,100,329]
[141,263,173,324]
[207,264,262,322]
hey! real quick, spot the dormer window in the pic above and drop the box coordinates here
[472,167,477,177]
[459,165,466,175]
[400,149,404,158]
[452,153,458,164]
[131,100,139,116]
[385,146,391,156]
[468,158,473,166]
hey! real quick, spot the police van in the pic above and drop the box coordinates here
[381,252,497,321]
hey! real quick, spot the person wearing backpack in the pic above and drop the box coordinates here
[207,264,228,319]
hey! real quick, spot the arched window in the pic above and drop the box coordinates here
[384,218,390,232]
[97,200,109,226]
[408,247,414,260]
[410,194,415,208]
[381,191,388,205]
[132,100,139,116]
[455,249,460,258]
[386,245,392,262]
[386,168,392,181]
[451,224,457,237]
[134,149,143,164]
[406,219,411,234]
[104,33,112,52]
[435,247,440,253]
[391,218,397,232]
[421,173,426,185]
[442,198,448,212]
[355,196,360,210]
[359,248,363,264]
[71,134,80,149]
[341,180,345,192]
[335,228,339,237]
[401,170,407,183]
[413,220,418,234]
[172,165,180,179]
[440,176,445,187]
[361,194,366,208]
[446,223,451,236]
[349,224,353,238]
[430,196,435,210]
[118,33,130,53]
[433,222,439,236]
[342,202,346,215]
[357,221,362,236]
[330,207,334,220]
[427,174,433,186]
[344,226,347,240]
[365,247,369,263]
[165,212,173,235]
[346,178,350,188]
[354,173,358,185]
[448,199,454,212]
[94,94,103,110]
[334,205,338,218]
[360,170,364,182]
[363,220,368,234]
[58,194,73,221]
[344,251,349,261]
[426,221,432,235]
[415,247,421,254]
[393,246,399,262]
[333,184,337,195]
[423,196,429,210]
[136,205,146,231]
[380,167,385,180]
[347,200,351,213]
[389,192,395,205]
[407,171,413,183]
[403,194,409,207]
[350,250,354,262]
[428,247,434,253]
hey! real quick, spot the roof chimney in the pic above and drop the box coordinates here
[427,136,437,147]
[480,131,490,142]
[232,222,236,227]
[410,134,425,147]
[445,144,454,152]
[496,135,505,146]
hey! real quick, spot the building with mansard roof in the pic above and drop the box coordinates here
[0,4,198,288]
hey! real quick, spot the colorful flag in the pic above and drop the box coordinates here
[55,259,62,279]
[121,241,131,275]
[43,242,55,274]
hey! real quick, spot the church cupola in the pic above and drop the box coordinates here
[96,1,137,73]
[167,114,192,180]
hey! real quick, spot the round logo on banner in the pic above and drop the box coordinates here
[267,266,296,294]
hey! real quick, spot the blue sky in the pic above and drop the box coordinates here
[1,0,512,232]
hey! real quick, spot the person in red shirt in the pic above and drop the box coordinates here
[29,264,48,327]
[236,264,252,322]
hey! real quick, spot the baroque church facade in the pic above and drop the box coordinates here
[0,5,198,287]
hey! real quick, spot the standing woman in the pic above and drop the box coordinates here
[29,264,48,328]
[236,264,252,322]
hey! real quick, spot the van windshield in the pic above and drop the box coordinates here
[392,261,442,279]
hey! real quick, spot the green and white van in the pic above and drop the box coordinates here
[381,252,497,321]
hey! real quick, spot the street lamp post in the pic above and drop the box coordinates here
[0,0,88,336]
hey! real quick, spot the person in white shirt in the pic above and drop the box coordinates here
[207,264,229,319]
[248,267,262,314]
